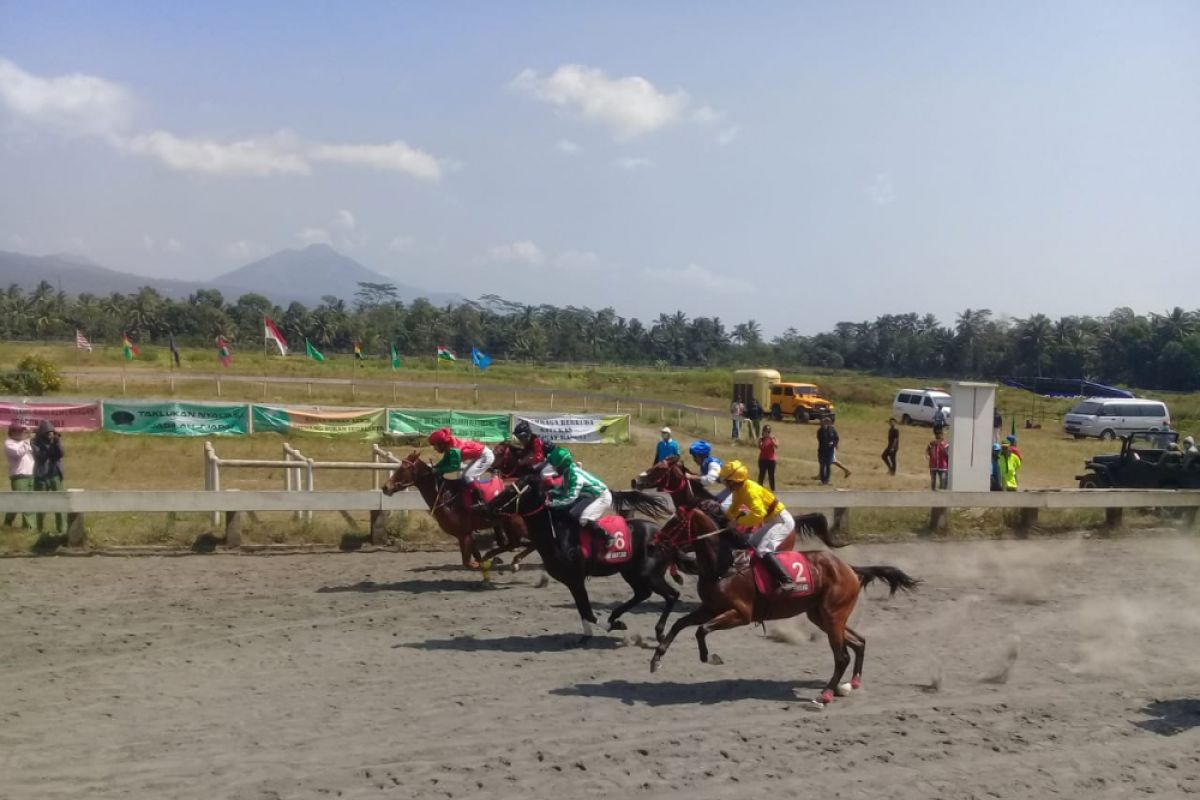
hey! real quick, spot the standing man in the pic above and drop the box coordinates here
[997,439,1022,491]
[932,404,947,438]
[654,427,680,465]
[881,418,900,476]
[816,415,838,486]
[4,423,35,529]
[32,420,65,533]
[746,397,764,440]
[730,398,744,441]
[926,432,949,490]
[993,408,1003,443]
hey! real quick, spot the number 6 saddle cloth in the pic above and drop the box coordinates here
[578,516,634,565]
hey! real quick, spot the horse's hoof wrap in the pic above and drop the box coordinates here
[819,689,835,704]
[836,682,853,697]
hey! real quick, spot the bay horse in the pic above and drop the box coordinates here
[381,450,532,570]
[634,457,844,554]
[482,476,681,644]
[648,506,919,705]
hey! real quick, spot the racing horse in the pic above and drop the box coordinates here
[648,506,919,705]
[482,476,680,644]
[381,450,532,570]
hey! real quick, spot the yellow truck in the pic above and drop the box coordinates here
[731,369,836,424]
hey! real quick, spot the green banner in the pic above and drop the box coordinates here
[387,410,511,443]
[103,401,249,436]
[253,405,387,440]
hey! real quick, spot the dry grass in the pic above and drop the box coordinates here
[3,342,1198,551]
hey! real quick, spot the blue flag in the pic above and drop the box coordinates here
[471,347,492,370]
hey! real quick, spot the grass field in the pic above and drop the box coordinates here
[3,342,1199,552]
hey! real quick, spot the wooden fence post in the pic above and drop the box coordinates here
[66,512,86,548]
[370,509,389,545]
[1017,507,1039,535]
[224,510,243,548]
[929,507,948,534]
[832,507,850,536]
[1104,507,1124,530]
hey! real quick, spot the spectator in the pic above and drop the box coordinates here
[1184,435,1197,455]
[746,397,764,439]
[757,424,779,490]
[932,405,948,438]
[881,418,899,476]
[993,409,1002,443]
[926,432,949,490]
[816,416,838,486]
[32,420,65,533]
[730,398,744,440]
[990,442,1002,491]
[654,427,681,465]
[997,439,1021,491]
[1005,434,1022,459]
[4,423,35,529]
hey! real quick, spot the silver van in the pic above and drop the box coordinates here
[1062,397,1171,440]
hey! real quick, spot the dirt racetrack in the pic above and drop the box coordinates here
[3,534,1200,800]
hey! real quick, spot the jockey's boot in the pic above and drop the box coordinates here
[763,552,797,591]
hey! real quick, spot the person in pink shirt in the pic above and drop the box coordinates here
[926,432,949,490]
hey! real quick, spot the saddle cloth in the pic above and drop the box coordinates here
[750,551,816,596]
[578,516,633,565]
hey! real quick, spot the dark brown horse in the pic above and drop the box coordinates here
[483,476,680,644]
[648,506,919,705]
[381,450,533,570]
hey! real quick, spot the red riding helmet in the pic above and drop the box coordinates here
[428,427,454,448]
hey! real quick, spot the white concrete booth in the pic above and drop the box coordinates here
[948,381,997,491]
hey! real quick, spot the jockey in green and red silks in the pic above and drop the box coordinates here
[427,428,495,498]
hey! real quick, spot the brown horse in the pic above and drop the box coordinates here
[634,457,843,554]
[648,506,919,705]
[381,450,532,570]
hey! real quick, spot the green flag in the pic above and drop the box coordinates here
[305,339,326,362]
[390,342,401,369]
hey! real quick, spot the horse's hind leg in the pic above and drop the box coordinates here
[510,544,536,572]
[607,576,653,632]
[695,608,747,666]
[845,625,866,689]
[807,606,852,704]
[649,570,680,645]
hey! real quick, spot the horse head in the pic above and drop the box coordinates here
[634,456,683,490]
[381,449,430,495]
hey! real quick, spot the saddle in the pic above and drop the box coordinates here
[577,516,634,565]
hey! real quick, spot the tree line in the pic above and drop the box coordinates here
[4,280,1199,391]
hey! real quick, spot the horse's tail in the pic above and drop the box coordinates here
[794,512,846,549]
[852,565,920,597]
[611,490,672,520]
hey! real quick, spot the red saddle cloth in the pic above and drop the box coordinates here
[751,551,816,596]
[462,476,505,509]
[578,516,633,565]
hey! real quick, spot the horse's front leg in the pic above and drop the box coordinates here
[649,570,681,645]
[695,608,747,666]
[565,577,601,645]
[456,533,480,569]
[650,607,715,673]
[510,544,536,572]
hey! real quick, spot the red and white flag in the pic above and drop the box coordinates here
[74,330,93,352]
[264,317,288,356]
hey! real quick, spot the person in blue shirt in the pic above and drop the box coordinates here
[654,427,680,465]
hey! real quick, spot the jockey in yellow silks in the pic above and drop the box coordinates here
[719,459,797,589]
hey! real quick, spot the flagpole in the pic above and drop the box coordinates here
[262,318,269,401]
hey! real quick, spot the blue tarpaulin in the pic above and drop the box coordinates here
[1000,377,1133,399]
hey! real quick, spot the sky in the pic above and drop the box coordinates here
[1,1,1198,335]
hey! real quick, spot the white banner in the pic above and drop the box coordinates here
[515,414,630,444]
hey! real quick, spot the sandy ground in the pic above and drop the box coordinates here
[3,534,1200,799]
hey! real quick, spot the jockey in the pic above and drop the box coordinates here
[512,419,554,472]
[687,440,723,485]
[428,427,495,501]
[545,446,612,561]
[719,459,797,590]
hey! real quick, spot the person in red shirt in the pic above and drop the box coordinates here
[427,427,495,501]
[757,424,779,490]
[926,432,949,490]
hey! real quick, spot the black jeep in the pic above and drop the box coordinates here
[1076,431,1200,489]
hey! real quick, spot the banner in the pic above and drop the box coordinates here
[387,410,511,443]
[254,405,387,440]
[514,415,630,444]
[0,402,102,432]
[103,401,249,436]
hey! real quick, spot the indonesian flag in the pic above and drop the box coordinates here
[121,333,139,361]
[264,317,288,356]
[75,330,93,352]
[216,336,233,367]
[437,345,456,361]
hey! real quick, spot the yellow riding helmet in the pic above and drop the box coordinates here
[719,460,749,483]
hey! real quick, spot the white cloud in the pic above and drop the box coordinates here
[645,262,750,294]
[333,209,357,231]
[513,64,721,141]
[614,156,653,171]
[388,235,415,252]
[716,125,740,145]
[555,138,582,155]
[866,172,896,206]
[555,249,600,270]
[118,130,311,176]
[163,237,184,254]
[485,240,545,265]
[308,140,444,181]
[297,227,333,246]
[0,57,134,137]
[224,240,265,261]
[691,105,722,125]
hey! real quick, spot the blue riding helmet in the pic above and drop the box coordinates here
[688,440,712,458]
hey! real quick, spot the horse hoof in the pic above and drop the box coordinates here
[608,620,627,632]
[511,562,521,573]
[709,654,724,666]
[650,658,661,673]
[819,689,835,704]
[850,676,862,690]
[836,682,853,697]
[465,561,481,570]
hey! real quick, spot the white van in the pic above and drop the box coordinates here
[892,389,952,426]
[1062,397,1171,440]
